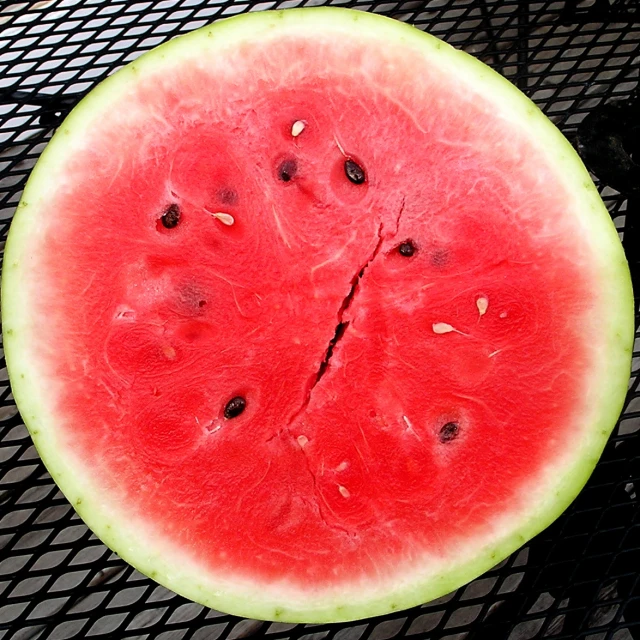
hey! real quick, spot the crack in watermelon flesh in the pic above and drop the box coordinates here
[296,215,392,420]
[28,30,603,589]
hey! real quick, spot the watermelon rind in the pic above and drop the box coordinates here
[1,7,634,623]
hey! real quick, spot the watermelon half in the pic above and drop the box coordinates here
[2,7,634,623]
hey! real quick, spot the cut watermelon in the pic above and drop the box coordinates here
[2,7,634,624]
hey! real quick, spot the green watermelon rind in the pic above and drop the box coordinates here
[2,7,634,623]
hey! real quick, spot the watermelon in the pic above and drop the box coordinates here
[1,7,634,624]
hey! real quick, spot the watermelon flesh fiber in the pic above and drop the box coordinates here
[3,9,633,622]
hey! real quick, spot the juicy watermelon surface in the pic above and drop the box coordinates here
[39,35,591,582]
[3,8,632,622]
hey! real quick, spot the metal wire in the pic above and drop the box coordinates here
[1,1,639,639]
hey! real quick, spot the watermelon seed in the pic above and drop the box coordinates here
[338,485,351,498]
[163,345,176,360]
[160,203,181,229]
[224,396,246,419]
[198,300,207,307]
[439,422,459,442]
[344,159,366,185]
[278,158,298,182]
[208,211,235,226]
[477,296,489,316]
[432,322,469,337]
[291,120,306,137]
[297,435,308,448]
[398,240,416,257]
[432,322,455,334]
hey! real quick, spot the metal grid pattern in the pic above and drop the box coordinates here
[1,1,639,639]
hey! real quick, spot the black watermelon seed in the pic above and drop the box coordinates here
[161,203,181,229]
[198,300,207,308]
[278,158,298,182]
[344,159,366,184]
[398,240,416,257]
[224,396,246,419]
[439,422,459,443]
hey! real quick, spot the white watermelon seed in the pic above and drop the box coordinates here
[499,311,508,318]
[338,485,350,498]
[477,296,489,316]
[163,345,176,359]
[291,120,306,137]
[336,461,348,471]
[432,322,455,334]
[297,435,308,448]
[209,212,235,226]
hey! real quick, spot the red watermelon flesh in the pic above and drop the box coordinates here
[2,8,633,622]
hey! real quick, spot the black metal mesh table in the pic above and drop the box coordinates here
[1,1,639,639]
